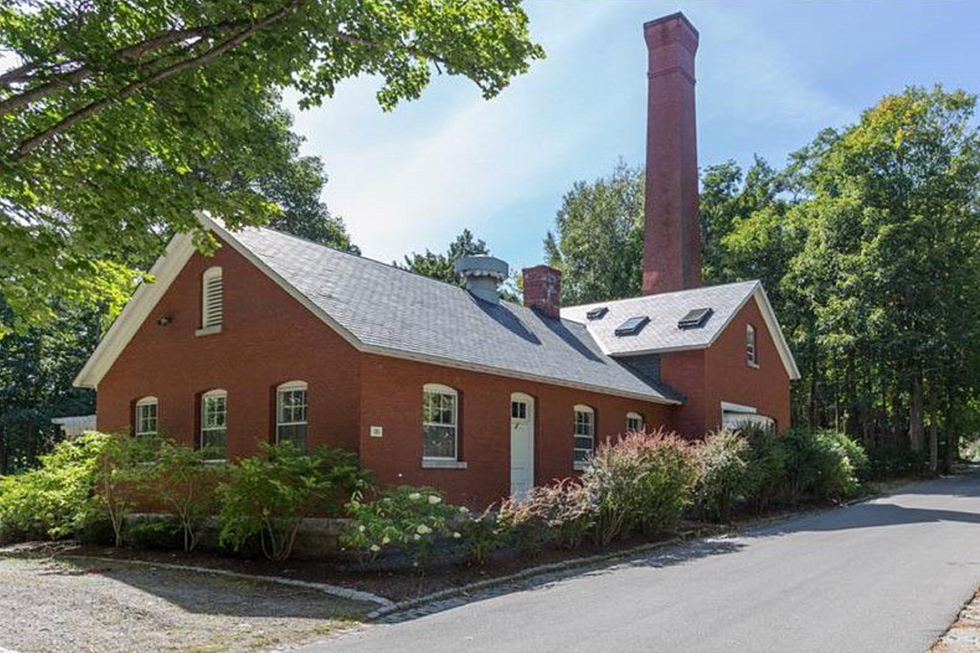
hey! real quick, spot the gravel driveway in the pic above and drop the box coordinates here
[0,556,372,653]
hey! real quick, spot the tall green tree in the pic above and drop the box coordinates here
[0,0,543,333]
[400,229,490,286]
[544,160,644,304]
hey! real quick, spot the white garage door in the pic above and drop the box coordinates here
[721,402,775,430]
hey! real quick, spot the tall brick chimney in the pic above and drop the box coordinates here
[641,12,701,295]
[523,265,562,319]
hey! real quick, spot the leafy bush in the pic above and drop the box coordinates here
[343,485,466,567]
[782,429,866,503]
[124,514,184,550]
[694,430,751,523]
[94,434,157,546]
[218,442,370,561]
[0,432,109,542]
[740,423,788,512]
[458,507,511,565]
[498,479,593,554]
[144,439,224,551]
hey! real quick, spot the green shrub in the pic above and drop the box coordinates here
[124,514,184,550]
[144,439,225,552]
[782,429,866,503]
[499,479,593,553]
[0,432,110,542]
[694,430,751,522]
[740,423,788,512]
[865,444,924,480]
[94,434,157,547]
[218,442,370,561]
[458,507,511,565]
[581,430,698,543]
[343,485,466,568]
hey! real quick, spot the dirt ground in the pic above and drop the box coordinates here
[0,556,372,653]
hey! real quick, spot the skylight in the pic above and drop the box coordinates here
[614,316,650,336]
[678,307,714,330]
[586,307,609,321]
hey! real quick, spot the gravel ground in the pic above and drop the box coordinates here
[933,588,980,652]
[0,556,372,653]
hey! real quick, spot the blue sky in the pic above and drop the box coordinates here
[285,1,980,270]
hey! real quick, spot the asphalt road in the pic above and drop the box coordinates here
[306,470,980,653]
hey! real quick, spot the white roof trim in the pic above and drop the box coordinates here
[610,283,800,381]
[74,232,196,389]
[75,212,680,405]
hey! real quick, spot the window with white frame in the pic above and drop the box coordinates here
[201,266,223,330]
[277,381,308,449]
[135,397,158,437]
[626,411,644,433]
[573,405,595,469]
[422,384,458,460]
[200,389,227,460]
[746,324,758,366]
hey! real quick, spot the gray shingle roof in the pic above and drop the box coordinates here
[560,280,760,355]
[228,226,679,403]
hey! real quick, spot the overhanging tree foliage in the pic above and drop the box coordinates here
[0,0,544,333]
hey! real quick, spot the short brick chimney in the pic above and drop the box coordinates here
[642,12,702,295]
[523,265,562,318]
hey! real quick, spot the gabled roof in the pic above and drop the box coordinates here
[561,281,801,380]
[75,214,681,404]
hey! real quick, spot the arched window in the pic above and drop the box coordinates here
[626,411,644,433]
[135,396,158,437]
[201,389,227,461]
[746,324,758,366]
[276,381,308,449]
[422,383,458,460]
[201,266,223,331]
[573,404,595,470]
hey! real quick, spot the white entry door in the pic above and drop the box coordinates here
[510,393,535,497]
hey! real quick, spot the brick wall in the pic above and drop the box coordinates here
[97,240,362,456]
[661,294,792,437]
[357,353,673,507]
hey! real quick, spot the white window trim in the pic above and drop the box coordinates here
[626,411,644,433]
[573,404,595,471]
[200,389,227,461]
[422,383,459,462]
[198,266,223,336]
[746,324,759,367]
[135,396,158,437]
[276,380,308,446]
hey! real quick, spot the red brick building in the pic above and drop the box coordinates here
[75,12,799,507]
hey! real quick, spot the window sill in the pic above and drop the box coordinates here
[421,459,468,469]
[747,361,760,369]
[573,462,589,472]
[203,459,227,465]
[196,325,223,337]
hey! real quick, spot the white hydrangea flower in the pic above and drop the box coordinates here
[382,536,391,545]
[428,495,442,505]
[417,524,432,535]
[408,492,421,501]
[413,534,420,541]
[459,506,468,513]
[453,532,461,539]
[358,525,365,532]
[370,544,380,552]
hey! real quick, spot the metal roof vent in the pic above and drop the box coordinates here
[455,255,509,304]
[678,307,713,329]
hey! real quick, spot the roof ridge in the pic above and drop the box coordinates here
[248,223,528,304]
[563,279,760,311]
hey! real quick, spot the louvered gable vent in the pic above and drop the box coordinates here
[202,267,223,329]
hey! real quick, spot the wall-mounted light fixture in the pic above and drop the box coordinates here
[157,315,172,326]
